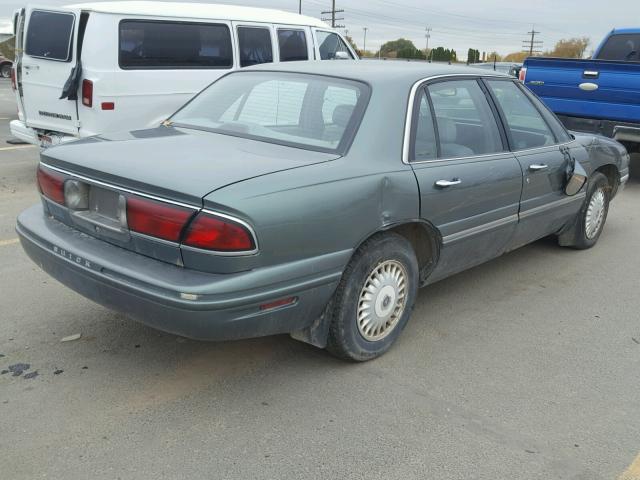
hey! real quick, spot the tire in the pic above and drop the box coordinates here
[326,233,419,361]
[562,172,611,250]
[0,64,11,79]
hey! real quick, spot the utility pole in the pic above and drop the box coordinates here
[321,0,344,29]
[522,26,542,56]
[425,27,432,57]
[363,27,368,54]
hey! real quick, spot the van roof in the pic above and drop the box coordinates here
[66,1,329,28]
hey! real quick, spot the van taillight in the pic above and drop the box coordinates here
[37,165,65,204]
[183,212,256,252]
[126,196,193,242]
[82,79,93,107]
[10,67,16,91]
[519,67,527,82]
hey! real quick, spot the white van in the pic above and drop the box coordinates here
[10,1,357,146]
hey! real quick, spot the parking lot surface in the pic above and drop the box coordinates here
[1,78,639,480]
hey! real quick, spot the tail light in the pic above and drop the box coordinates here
[126,196,193,242]
[519,67,527,82]
[37,166,65,204]
[183,212,256,252]
[10,67,16,91]
[82,79,93,107]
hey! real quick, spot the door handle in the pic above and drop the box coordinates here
[23,64,39,70]
[528,164,549,172]
[435,179,462,188]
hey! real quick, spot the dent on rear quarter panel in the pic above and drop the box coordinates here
[204,157,420,271]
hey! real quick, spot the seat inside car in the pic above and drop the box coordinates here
[437,117,474,158]
[323,104,354,143]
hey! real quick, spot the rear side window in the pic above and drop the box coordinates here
[238,27,273,67]
[119,20,232,69]
[317,31,353,60]
[428,80,504,158]
[596,34,640,62]
[486,80,556,150]
[412,91,437,161]
[278,29,308,61]
[26,10,75,61]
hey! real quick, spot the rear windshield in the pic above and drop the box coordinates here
[26,10,75,61]
[119,20,233,69]
[170,72,369,154]
[596,34,640,62]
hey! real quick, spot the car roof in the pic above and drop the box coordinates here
[244,60,511,88]
[66,1,328,27]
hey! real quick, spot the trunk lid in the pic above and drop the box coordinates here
[20,5,81,135]
[42,127,339,207]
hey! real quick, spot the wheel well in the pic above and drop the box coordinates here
[386,222,440,283]
[595,164,619,195]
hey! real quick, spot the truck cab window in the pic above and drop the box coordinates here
[25,10,75,61]
[238,27,273,67]
[596,34,640,62]
[316,31,353,60]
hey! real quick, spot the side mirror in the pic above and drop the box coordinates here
[334,51,350,60]
[565,159,588,196]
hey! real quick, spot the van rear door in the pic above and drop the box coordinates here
[20,6,81,135]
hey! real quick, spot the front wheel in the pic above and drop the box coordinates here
[326,233,419,361]
[560,172,610,249]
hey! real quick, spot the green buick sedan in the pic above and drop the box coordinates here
[17,62,630,360]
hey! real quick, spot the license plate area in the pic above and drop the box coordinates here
[69,185,129,241]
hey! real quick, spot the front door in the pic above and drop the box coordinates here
[20,6,81,135]
[483,79,585,249]
[408,79,523,283]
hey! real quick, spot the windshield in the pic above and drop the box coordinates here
[170,71,369,154]
[596,34,640,61]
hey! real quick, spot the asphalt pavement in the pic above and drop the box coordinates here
[1,78,639,480]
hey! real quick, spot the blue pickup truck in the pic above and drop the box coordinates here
[522,29,640,153]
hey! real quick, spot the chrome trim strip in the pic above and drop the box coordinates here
[40,162,199,210]
[401,75,576,165]
[40,162,260,256]
[442,214,518,245]
[519,194,586,220]
[620,174,630,184]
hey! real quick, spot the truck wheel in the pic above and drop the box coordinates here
[0,64,11,78]
[561,172,610,250]
[326,233,418,361]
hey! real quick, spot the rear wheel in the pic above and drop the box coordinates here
[561,172,610,249]
[326,233,419,361]
[0,64,11,78]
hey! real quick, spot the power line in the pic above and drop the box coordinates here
[321,0,344,28]
[522,27,543,55]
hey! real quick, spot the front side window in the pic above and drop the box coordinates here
[26,10,75,61]
[171,72,369,154]
[238,27,273,67]
[278,29,308,62]
[427,80,504,158]
[119,20,233,69]
[486,80,556,150]
[317,31,353,60]
[596,34,640,62]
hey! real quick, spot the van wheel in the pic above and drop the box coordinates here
[326,233,418,361]
[560,172,610,250]
[0,64,11,78]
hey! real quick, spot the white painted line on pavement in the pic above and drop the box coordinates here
[0,145,35,151]
[0,238,20,247]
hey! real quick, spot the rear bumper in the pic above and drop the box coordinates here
[17,204,345,341]
[9,119,79,147]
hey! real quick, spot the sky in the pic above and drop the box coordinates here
[0,0,636,57]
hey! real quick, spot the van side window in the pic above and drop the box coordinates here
[277,30,308,62]
[25,10,75,61]
[238,27,273,67]
[316,31,353,60]
[119,20,232,69]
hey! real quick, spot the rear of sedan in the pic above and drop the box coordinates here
[16,69,371,341]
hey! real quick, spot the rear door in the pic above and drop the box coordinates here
[20,6,81,134]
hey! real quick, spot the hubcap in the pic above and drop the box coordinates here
[357,260,408,342]
[585,187,606,240]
